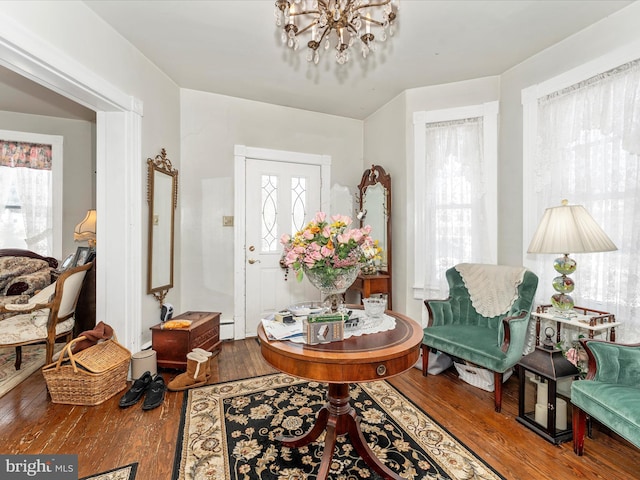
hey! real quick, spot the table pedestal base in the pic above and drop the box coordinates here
[277,383,403,480]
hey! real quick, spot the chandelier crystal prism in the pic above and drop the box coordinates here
[274,0,398,65]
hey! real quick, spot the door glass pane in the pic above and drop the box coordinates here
[261,175,278,252]
[291,176,306,234]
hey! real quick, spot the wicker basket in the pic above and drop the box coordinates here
[42,335,131,405]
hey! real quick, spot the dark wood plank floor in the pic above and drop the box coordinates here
[1,339,638,479]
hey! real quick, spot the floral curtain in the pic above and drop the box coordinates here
[0,140,52,170]
[422,117,492,297]
[0,140,53,255]
[531,58,640,343]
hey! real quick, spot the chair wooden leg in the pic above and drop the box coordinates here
[493,371,503,412]
[46,341,55,365]
[421,344,430,376]
[14,346,22,370]
[573,405,587,455]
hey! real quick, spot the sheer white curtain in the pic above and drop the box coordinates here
[530,59,640,342]
[15,167,52,254]
[422,117,492,297]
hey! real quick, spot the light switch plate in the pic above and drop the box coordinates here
[222,216,234,227]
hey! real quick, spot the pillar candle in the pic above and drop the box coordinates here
[556,397,568,430]
[536,381,548,406]
[535,403,547,427]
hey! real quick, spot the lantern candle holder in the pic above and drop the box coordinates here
[517,327,580,444]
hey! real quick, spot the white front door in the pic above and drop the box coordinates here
[243,158,325,337]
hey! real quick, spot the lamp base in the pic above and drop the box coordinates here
[551,293,574,312]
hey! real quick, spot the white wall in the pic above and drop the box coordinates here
[0,111,95,257]
[361,92,406,310]
[0,1,181,348]
[180,89,363,329]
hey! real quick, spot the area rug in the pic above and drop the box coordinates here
[0,345,52,399]
[173,373,504,480]
[80,462,138,480]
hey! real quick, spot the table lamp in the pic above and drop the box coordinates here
[74,209,97,247]
[527,200,617,312]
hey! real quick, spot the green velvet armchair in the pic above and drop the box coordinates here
[422,264,539,412]
[572,339,640,455]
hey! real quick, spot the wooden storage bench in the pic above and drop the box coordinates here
[151,311,221,370]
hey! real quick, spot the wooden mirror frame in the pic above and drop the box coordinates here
[146,148,178,305]
[358,165,391,276]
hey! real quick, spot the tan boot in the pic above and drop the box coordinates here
[192,348,213,379]
[167,352,209,391]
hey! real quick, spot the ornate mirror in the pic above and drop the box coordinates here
[147,148,178,304]
[357,165,391,275]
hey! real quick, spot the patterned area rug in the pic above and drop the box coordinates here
[80,463,138,480]
[173,373,504,480]
[0,345,50,399]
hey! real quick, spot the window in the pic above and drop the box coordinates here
[0,131,63,257]
[413,102,498,298]
[523,55,640,342]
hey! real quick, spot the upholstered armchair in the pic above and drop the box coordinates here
[0,262,92,369]
[572,339,640,455]
[422,263,538,412]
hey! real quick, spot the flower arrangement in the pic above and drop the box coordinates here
[280,212,381,283]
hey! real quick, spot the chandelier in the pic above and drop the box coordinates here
[274,0,398,65]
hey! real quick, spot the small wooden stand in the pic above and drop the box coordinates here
[348,273,392,310]
[151,311,221,370]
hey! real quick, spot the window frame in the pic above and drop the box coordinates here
[412,101,499,299]
[0,129,63,258]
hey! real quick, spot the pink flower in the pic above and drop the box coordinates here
[331,214,351,226]
[351,229,363,243]
[302,229,314,240]
[566,348,579,366]
[320,246,333,257]
[314,211,326,223]
[280,234,291,245]
[322,226,331,238]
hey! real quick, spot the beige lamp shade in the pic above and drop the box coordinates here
[527,201,617,254]
[74,209,97,247]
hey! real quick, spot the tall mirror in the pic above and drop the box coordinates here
[147,148,178,304]
[358,165,391,275]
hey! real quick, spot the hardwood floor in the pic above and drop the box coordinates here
[0,339,637,479]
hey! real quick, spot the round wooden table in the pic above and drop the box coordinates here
[257,311,423,480]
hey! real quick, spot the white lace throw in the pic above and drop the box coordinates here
[455,264,527,318]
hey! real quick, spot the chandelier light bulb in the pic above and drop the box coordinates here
[274,0,398,65]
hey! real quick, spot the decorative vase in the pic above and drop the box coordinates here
[304,265,360,312]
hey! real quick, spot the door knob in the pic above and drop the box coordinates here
[248,258,261,264]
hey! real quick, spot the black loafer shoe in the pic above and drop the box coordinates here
[119,371,153,408]
[142,374,167,411]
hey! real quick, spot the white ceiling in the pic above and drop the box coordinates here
[0,1,634,121]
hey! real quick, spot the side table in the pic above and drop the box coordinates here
[531,305,621,346]
[347,273,392,310]
[151,311,221,369]
[257,310,421,480]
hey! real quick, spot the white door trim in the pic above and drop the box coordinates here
[233,145,331,340]
[0,15,144,353]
